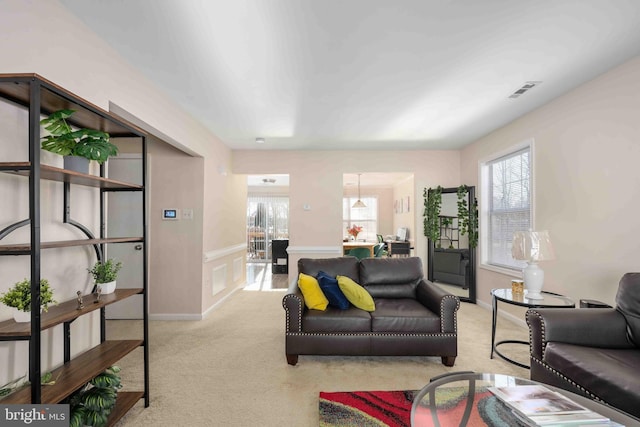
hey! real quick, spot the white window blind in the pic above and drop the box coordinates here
[343,196,378,241]
[486,146,531,269]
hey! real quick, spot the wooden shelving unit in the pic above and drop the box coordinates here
[0,73,149,421]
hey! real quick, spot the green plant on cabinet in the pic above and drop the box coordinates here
[40,109,118,164]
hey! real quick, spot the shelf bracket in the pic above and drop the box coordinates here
[0,218,30,241]
[63,182,103,262]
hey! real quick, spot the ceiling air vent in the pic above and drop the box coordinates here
[509,81,542,99]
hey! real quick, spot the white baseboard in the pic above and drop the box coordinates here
[476,299,527,328]
[150,283,245,321]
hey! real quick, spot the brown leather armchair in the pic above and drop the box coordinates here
[526,273,640,419]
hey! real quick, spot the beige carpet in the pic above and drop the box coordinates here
[109,289,530,426]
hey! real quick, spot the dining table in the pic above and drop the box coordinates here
[342,241,376,257]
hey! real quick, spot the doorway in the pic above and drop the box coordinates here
[246,175,289,265]
[342,172,414,254]
[105,154,145,319]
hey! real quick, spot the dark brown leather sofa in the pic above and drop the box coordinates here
[282,256,460,366]
[526,273,640,419]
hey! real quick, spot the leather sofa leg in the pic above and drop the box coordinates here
[286,354,298,366]
[441,356,456,367]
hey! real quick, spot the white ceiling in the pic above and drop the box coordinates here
[60,0,640,151]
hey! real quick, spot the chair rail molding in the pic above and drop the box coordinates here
[203,243,247,263]
[286,246,342,255]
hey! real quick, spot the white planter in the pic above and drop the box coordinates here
[98,281,116,294]
[13,308,41,323]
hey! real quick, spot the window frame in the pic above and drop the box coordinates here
[479,139,534,275]
[342,195,378,242]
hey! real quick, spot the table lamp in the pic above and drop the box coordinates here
[511,230,555,299]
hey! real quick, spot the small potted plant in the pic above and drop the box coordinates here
[40,109,118,173]
[88,259,122,295]
[0,278,57,322]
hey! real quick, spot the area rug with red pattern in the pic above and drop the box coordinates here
[319,390,416,427]
[319,388,518,427]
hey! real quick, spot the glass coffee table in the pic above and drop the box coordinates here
[411,372,638,426]
[491,288,575,369]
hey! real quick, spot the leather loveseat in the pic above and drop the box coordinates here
[282,256,460,366]
[526,273,640,418]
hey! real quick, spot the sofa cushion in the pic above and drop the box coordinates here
[298,257,360,282]
[370,299,441,333]
[337,275,376,312]
[302,307,371,333]
[297,273,328,311]
[317,271,350,310]
[359,257,423,298]
[544,342,640,417]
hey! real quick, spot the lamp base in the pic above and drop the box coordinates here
[524,261,545,300]
[526,291,544,300]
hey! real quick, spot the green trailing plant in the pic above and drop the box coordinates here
[40,109,118,164]
[88,259,122,284]
[69,366,122,427]
[423,186,443,243]
[457,185,479,248]
[0,278,56,312]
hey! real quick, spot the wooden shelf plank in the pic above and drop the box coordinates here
[0,340,143,404]
[0,74,145,137]
[0,289,143,338]
[107,391,145,427]
[0,237,144,255]
[0,162,143,189]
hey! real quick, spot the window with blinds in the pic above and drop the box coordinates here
[485,146,532,270]
[343,196,378,242]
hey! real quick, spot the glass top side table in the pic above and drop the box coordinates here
[490,289,575,369]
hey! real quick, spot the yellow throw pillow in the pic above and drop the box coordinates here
[298,273,329,311]
[336,275,375,312]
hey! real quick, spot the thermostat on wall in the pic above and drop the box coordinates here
[162,209,179,220]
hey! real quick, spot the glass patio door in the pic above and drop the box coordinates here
[247,195,289,262]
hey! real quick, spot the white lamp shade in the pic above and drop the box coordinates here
[512,230,555,300]
[511,230,555,261]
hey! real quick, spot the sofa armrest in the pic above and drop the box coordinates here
[282,291,305,333]
[526,308,633,360]
[416,280,460,333]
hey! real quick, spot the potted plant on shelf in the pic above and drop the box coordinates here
[69,365,122,427]
[40,109,118,173]
[0,278,57,322]
[88,259,122,295]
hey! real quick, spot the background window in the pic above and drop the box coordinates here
[483,146,531,269]
[343,196,378,241]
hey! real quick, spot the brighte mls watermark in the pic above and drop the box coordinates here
[1,405,68,426]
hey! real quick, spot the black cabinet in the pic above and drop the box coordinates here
[272,239,289,274]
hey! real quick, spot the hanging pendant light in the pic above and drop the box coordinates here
[353,174,367,208]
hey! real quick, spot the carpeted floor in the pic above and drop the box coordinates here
[109,281,530,426]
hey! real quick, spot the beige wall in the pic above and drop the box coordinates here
[233,150,460,277]
[0,1,247,387]
[462,55,640,309]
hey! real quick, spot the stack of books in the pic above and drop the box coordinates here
[489,384,620,426]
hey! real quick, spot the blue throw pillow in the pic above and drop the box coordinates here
[317,271,350,310]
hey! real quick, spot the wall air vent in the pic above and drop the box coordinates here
[509,81,542,99]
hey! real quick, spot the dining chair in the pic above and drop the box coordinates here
[347,247,371,260]
[374,243,387,257]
